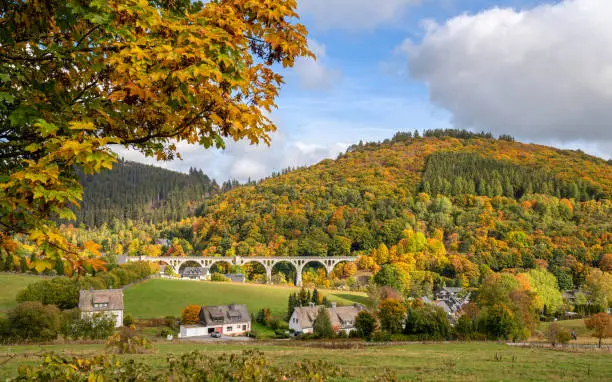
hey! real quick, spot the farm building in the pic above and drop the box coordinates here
[289,302,365,334]
[179,304,251,338]
[78,289,124,328]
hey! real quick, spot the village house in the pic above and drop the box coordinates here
[426,286,471,322]
[179,304,251,338]
[289,302,365,334]
[78,289,124,328]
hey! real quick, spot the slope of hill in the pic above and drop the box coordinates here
[73,160,220,227]
[165,131,611,289]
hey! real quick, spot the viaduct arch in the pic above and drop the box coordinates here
[122,255,357,286]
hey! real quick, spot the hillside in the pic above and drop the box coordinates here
[160,131,611,289]
[72,160,220,227]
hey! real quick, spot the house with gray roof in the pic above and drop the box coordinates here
[78,289,124,328]
[289,302,365,334]
[179,304,251,338]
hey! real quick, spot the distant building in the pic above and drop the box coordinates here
[224,273,246,283]
[420,286,472,322]
[289,302,365,334]
[181,267,204,279]
[78,289,124,328]
[179,304,251,338]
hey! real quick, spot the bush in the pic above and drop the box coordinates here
[371,331,392,342]
[17,278,79,310]
[106,326,151,354]
[210,272,229,282]
[404,304,451,340]
[7,302,61,342]
[123,313,135,327]
[17,350,345,381]
[67,313,116,340]
[545,323,571,347]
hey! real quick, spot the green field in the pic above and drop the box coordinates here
[0,341,610,381]
[124,279,369,318]
[0,273,47,313]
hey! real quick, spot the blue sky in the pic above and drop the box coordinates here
[118,0,612,181]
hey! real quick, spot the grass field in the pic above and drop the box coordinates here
[0,273,47,313]
[124,279,369,319]
[0,341,610,381]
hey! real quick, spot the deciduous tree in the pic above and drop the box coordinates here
[0,0,312,273]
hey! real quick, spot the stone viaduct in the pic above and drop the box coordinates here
[124,255,358,286]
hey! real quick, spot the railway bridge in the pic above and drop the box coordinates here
[122,255,358,286]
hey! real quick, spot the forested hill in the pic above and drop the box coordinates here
[73,160,220,227]
[151,130,612,289]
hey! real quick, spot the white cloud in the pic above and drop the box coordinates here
[403,0,612,158]
[299,0,423,31]
[112,133,349,182]
[293,40,341,90]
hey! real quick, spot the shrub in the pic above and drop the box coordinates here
[404,304,451,340]
[256,308,271,325]
[17,278,79,310]
[7,302,61,342]
[106,326,151,354]
[210,272,229,282]
[371,331,392,342]
[123,313,135,327]
[17,350,345,381]
[69,313,116,340]
[545,323,571,347]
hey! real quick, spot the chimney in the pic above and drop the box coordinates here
[331,302,337,308]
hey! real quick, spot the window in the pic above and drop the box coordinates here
[227,326,233,332]
[94,303,109,309]
[242,325,247,331]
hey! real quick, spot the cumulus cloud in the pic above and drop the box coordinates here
[299,0,423,31]
[403,0,612,158]
[112,133,349,182]
[293,40,341,90]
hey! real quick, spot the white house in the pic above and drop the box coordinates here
[289,302,365,334]
[180,304,251,338]
[78,289,124,328]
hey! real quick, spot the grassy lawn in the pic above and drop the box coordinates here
[0,273,48,314]
[1,341,610,381]
[124,279,368,319]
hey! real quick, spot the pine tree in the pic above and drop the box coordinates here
[312,289,320,305]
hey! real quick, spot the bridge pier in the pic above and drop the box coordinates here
[130,255,358,286]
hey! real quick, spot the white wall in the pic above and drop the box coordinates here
[180,325,209,338]
[81,310,123,328]
[179,322,251,338]
[288,311,312,333]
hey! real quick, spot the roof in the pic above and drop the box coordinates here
[441,287,463,294]
[292,304,365,330]
[78,289,124,312]
[435,300,452,313]
[200,304,250,326]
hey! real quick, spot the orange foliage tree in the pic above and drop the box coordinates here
[181,305,202,325]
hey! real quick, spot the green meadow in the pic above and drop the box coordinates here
[0,273,47,314]
[1,341,610,381]
[124,278,369,318]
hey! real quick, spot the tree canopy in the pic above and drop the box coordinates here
[0,0,312,273]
